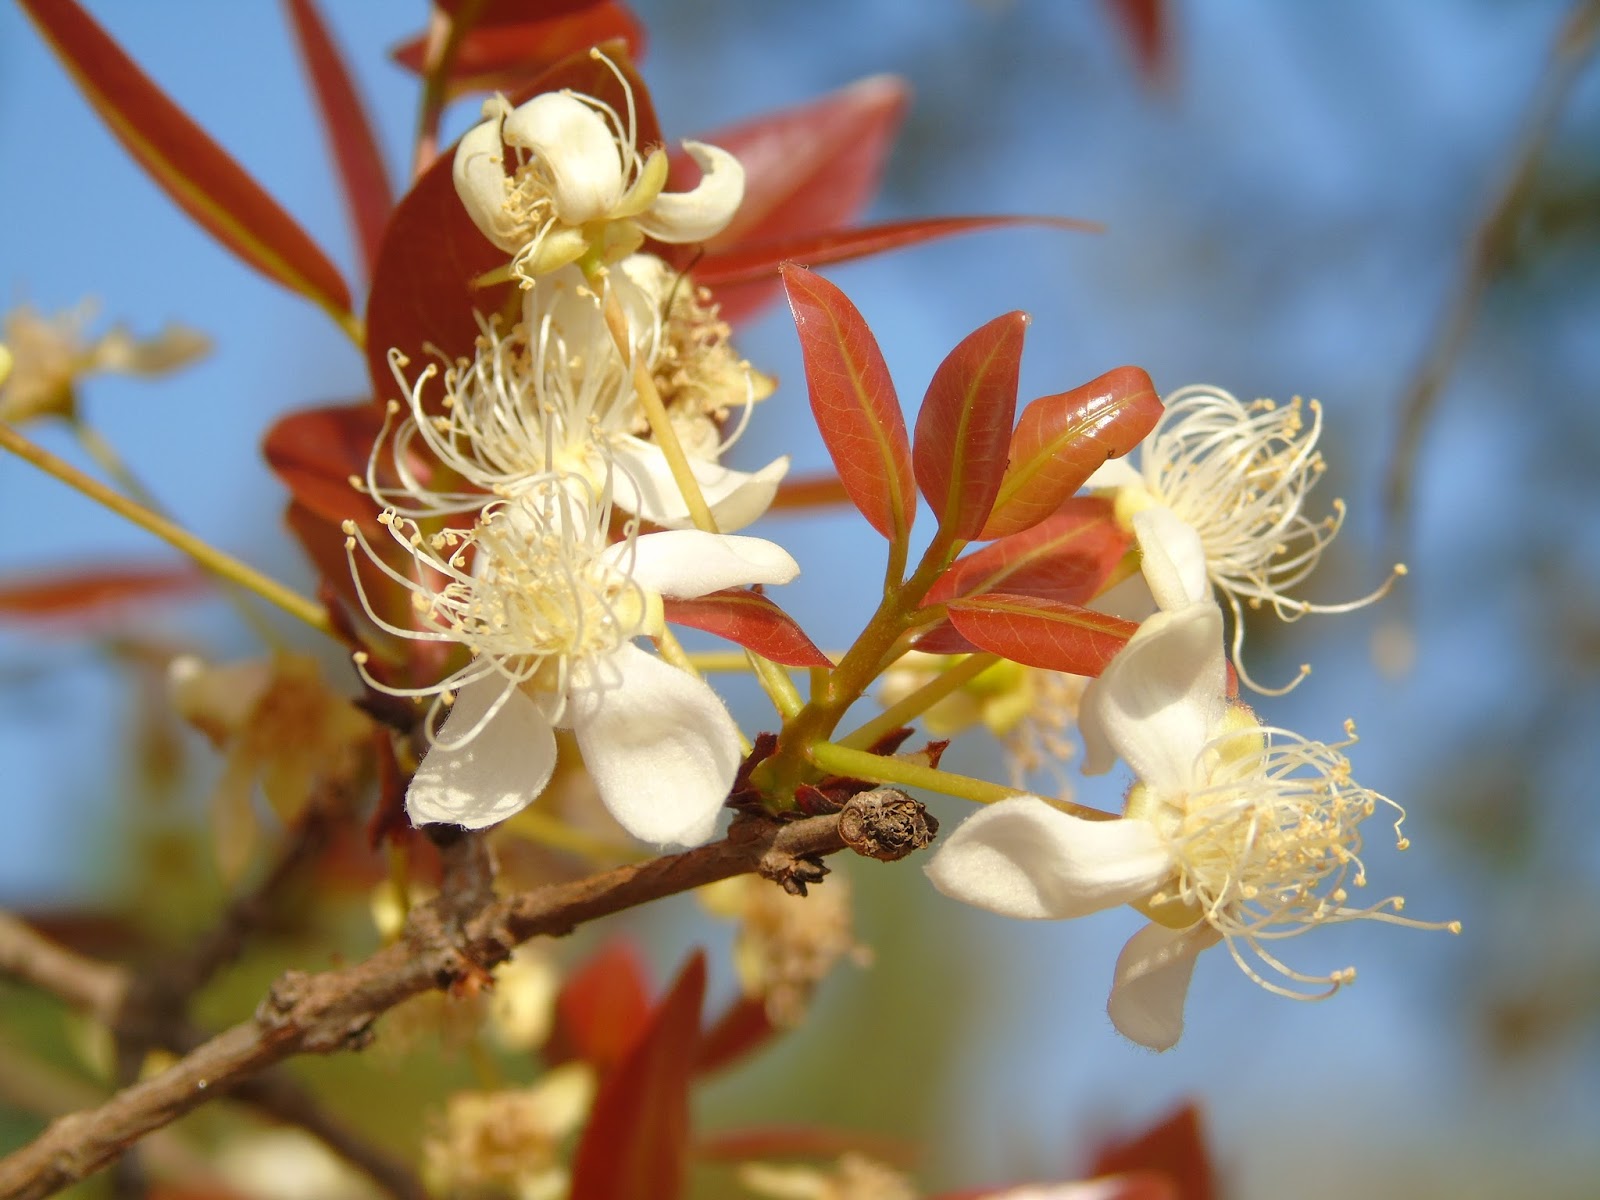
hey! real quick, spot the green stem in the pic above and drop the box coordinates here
[0,423,333,639]
[839,652,1000,750]
[748,649,805,719]
[808,742,1114,821]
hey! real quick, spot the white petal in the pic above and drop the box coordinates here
[924,798,1173,921]
[1082,457,1144,492]
[407,679,556,829]
[452,100,522,250]
[1106,921,1222,1051]
[613,529,800,599]
[568,643,739,847]
[1078,602,1227,791]
[502,92,626,223]
[633,141,745,244]
[1132,507,1210,611]
[612,439,789,531]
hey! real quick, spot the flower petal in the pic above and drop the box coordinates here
[501,92,626,224]
[452,98,522,250]
[611,439,789,531]
[924,797,1173,920]
[1078,602,1226,791]
[1106,921,1222,1051]
[1131,507,1210,611]
[614,529,800,599]
[634,141,745,244]
[568,643,739,847]
[407,678,557,829]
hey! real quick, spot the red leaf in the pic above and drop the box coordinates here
[0,563,206,626]
[927,498,1130,607]
[19,0,352,325]
[696,1125,917,1167]
[693,995,777,1076]
[1103,0,1174,90]
[697,216,1103,291]
[363,143,512,408]
[1089,1103,1216,1200]
[436,0,610,23]
[285,0,393,282]
[768,471,852,513]
[569,950,706,1200]
[391,2,647,97]
[914,312,1028,539]
[982,366,1162,540]
[263,403,386,526]
[693,76,909,252]
[664,591,831,668]
[781,265,914,546]
[544,940,654,1076]
[946,592,1137,676]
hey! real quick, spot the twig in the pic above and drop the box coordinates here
[1382,0,1600,563]
[0,794,936,1199]
[0,911,127,1022]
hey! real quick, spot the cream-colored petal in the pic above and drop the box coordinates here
[407,678,556,829]
[612,529,799,599]
[452,99,522,250]
[1082,457,1144,492]
[1106,921,1222,1051]
[1078,602,1226,791]
[634,141,746,244]
[611,439,789,531]
[567,644,739,847]
[502,92,626,223]
[924,798,1173,921]
[1132,507,1210,611]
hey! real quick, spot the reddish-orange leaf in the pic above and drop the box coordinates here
[768,471,852,513]
[946,592,1137,676]
[569,950,705,1200]
[914,312,1028,540]
[285,0,393,282]
[982,366,1162,540]
[391,2,647,98]
[262,403,386,526]
[1089,1103,1216,1200]
[694,76,908,252]
[698,216,1103,291]
[363,146,512,405]
[693,995,777,1077]
[0,563,206,625]
[696,1126,917,1167]
[436,0,609,23]
[1104,0,1174,90]
[19,0,352,324]
[927,498,1130,607]
[544,940,654,1076]
[781,264,914,547]
[663,591,832,668]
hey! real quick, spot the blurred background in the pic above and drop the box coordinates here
[2,1,1599,1197]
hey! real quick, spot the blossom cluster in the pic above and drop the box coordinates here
[345,65,798,848]
[336,59,1452,1055]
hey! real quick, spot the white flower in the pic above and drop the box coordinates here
[369,255,786,531]
[1086,384,1403,691]
[453,61,744,282]
[343,478,800,846]
[925,597,1456,1051]
[0,300,208,424]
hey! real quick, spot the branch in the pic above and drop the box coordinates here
[1382,0,1600,561]
[0,911,127,1022]
[0,793,936,1200]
